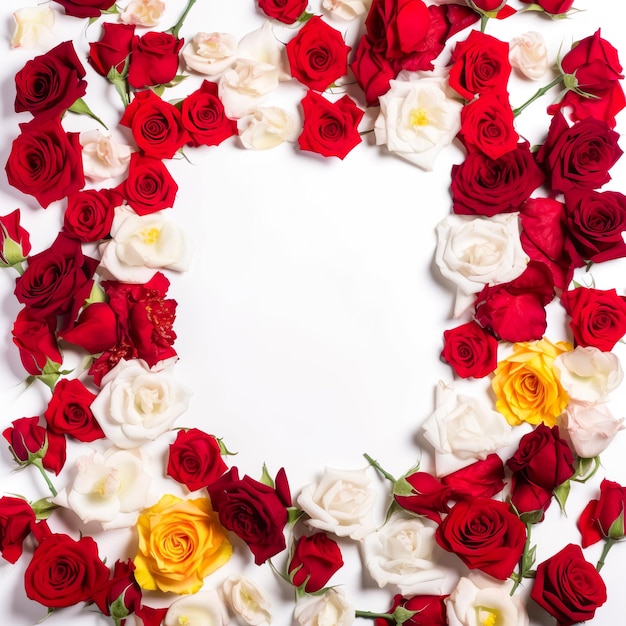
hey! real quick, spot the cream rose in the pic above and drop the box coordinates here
[322,0,371,20]
[435,213,528,317]
[164,589,229,626]
[120,0,165,27]
[237,107,298,150]
[79,129,133,182]
[561,401,624,458]
[294,588,354,626]
[296,467,377,539]
[221,575,271,626]
[11,6,55,49]
[183,32,238,76]
[90,359,191,449]
[374,70,463,170]
[509,31,549,80]
[362,511,447,596]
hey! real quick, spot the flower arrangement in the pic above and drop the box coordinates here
[1,1,625,626]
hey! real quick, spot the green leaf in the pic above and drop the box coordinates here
[297,11,315,23]
[30,497,59,521]
[217,438,237,456]
[392,606,419,625]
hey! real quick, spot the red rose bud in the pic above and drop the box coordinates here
[441,454,506,500]
[89,22,135,77]
[519,0,574,15]
[0,209,31,268]
[257,0,308,24]
[394,472,451,523]
[0,496,36,564]
[469,0,507,12]
[374,594,448,626]
[288,533,344,592]
[579,478,626,548]
[12,308,62,377]
[98,559,142,618]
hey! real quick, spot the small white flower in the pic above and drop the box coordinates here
[183,32,238,76]
[164,590,229,626]
[509,31,549,80]
[120,0,165,27]
[11,6,55,50]
[221,575,271,626]
[294,588,354,626]
[79,129,133,183]
[237,107,298,149]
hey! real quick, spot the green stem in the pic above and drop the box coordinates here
[166,0,197,38]
[363,453,396,483]
[512,75,564,117]
[480,13,489,33]
[355,610,393,621]
[68,97,108,130]
[511,522,533,594]
[597,537,616,572]
[31,459,58,497]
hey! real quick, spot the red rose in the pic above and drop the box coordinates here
[298,92,363,159]
[14,233,98,324]
[180,81,236,148]
[24,533,109,609]
[470,0,506,9]
[12,308,62,376]
[578,478,626,548]
[394,472,451,523]
[97,559,142,617]
[0,496,36,564]
[63,188,121,242]
[375,594,448,626]
[128,31,183,89]
[3,416,66,475]
[441,454,506,500]
[519,0,574,15]
[531,543,607,626]
[44,378,104,442]
[118,153,178,216]
[52,0,115,18]
[562,286,626,351]
[89,22,135,77]
[458,94,518,160]
[349,37,396,106]
[167,428,228,491]
[58,302,118,354]
[120,90,189,159]
[257,0,307,24]
[441,320,498,379]
[286,16,350,91]
[449,30,511,100]
[535,113,623,194]
[207,467,290,565]
[288,533,343,592]
[451,142,545,217]
[435,497,526,579]
[5,117,85,209]
[0,209,31,267]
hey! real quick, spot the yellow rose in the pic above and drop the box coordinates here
[492,338,572,427]
[134,494,232,594]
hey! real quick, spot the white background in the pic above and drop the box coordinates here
[1,1,625,625]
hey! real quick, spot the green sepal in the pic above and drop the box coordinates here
[85,281,107,306]
[287,506,305,525]
[297,11,314,23]
[217,438,237,456]
[607,511,625,540]
[109,590,131,626]
[67,97,108,130]
[0,231,27,268]
[518,508,545,526]
[107,58,131,108]
[391,606,419,625]
[572,455,601,483]
[30,497,59,520]
[260,463,274,488]
[554,479,571,514]
[101,3,120,14]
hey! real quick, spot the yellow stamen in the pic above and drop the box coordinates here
[140,227,161,245]
[409,107,429,127]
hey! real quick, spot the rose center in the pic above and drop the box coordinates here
[409,107,429,127]
[477,606,500,626]
[140,227,161,245]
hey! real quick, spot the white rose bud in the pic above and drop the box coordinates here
[237,107,298,149]
[221,575,271,626]
[294,588,354,626]
[509,31,549,80]
[183,32,238,76]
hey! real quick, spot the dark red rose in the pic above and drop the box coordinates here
[180,81,236,148]
[63,188,121,242]
[288,533,343,592]
[474,261,555,342]
[3,416,66,475]
[58,302,118,354]
[531,543,607,626]
[5,117,85,209]
[470,0,506,9]
[298,92,363,159]
[207,467,290,565]
[441,454,506,500]
[435,497,526,579]
[257,0,307,23]
[349,37,396,106]
[44,378,104,442]
[458,94,518,159]
[449,29,511,100]
[12,309,62,376]
[0,209,31,267]
[286,16,350,91]
[96,559,142,617]
[508,477,554,521]
[120,90,189,159]
[118,153,178,216]
[167,428,228,491]
[562,286,626,351]
[535,113,623,194]
[0,497,36,564]
[394,472,451,523]
[451,142,545,217]
[14,233,97,325]
[89,23,135,77]
[128,31,183,89]
[578,478,626,547]
[441,320,498,379]
[52,0,115,18]
[24,533,109,609]
[375,594,448,626]
[519,0,573,15]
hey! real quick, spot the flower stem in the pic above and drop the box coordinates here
[512,75,564,117]
[167,0,197,38]
[31,459,57,497]
[597,537,616,572]
[363,453,396,483]
[511,522,534,595]
[355,610,393,621]
[480,13,489,33]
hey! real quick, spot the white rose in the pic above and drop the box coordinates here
[98,205,193,283]
[53,447,151,529]
[11,6,55,49]
[79,129,133,182]
[237,107,298,149]
[120,0,165,27]
[221,575,271,626]
[562,401,624,458]
[91,359,191,449]
[374,70,463,170]
[294,588,354,626]
[435,213,528,317]
[554,346,623,404]
[183,32,238,76]
[237,22,289,80]
[297,467,377,539]
[322,0,371,20]
[509,31,549,80]
[422,381,512,476]
[362,511,447,596]
[164,590,229,626]
[446,573,529,626]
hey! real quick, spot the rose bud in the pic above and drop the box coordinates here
[288,533,344,592]
[0,209,31,269]
[578,478,626,547]
[0,496,36,564]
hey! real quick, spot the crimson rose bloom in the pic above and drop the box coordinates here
[562,286,626,351]
[298,92,363,159]
[350,37,396,106]
[257,0,307,24]
[128,31,183,89]
[44,378,104,442]
[12,308,62,376]
[375,594,448,626]
[208,467,291,565]
[0,209,31,267]
[441,320,498,379]
[286,16,350,91]
[435,497,526,579]
[52,0,115,18]
[24,533,109,609]
[63,188,121,242]
[15,41,86,120]
[394,472,451,523]
[531,543,607,626]
[518,0,573,15]
[288,533,343,592]
[5,117,85,209]
[89,23,135,77]
[441,454,506,500]
[167,428,227,491]
[578,478,626,548]
[0,496,36,564]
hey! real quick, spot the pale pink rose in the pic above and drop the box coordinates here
[509,31,549,80]
[562,401,624,458]
[11,6,55,50]
[120,0,166,27]
[80,129,133,182]
[183,32,238,76]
